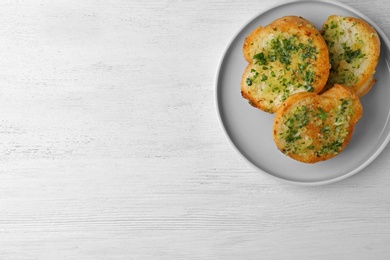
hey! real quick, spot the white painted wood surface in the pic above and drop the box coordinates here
[0,0,390,259]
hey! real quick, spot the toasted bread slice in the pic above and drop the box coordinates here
[321,15,380,97]
[273,84,362,163]
[241,16,330,113]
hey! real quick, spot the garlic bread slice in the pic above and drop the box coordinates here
[321,15,380,96]
[241,16,330,113]
[273,84,362,163]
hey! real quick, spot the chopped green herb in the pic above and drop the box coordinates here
[294,106,309,127]
[320,126,331,134]
[298,63,306,72]
[324,24,329,31]
[253,52,267,65]
[341,42,362,63]
[330,141,342,152]
[305,85,314,92]
[246,78,252,86]
[269,53,277,62]
[317,107,328,120]
[319,140,342,155]
[340,99,350,114]
[304,70,315,84]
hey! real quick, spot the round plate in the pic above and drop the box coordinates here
[215,0,390,185]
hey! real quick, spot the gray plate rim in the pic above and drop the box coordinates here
[215,0,390,185]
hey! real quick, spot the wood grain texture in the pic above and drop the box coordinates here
[0,0,390,259]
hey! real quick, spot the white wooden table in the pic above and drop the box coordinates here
[1,0,390,259]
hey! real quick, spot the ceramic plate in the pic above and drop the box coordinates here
[215,0,390,185]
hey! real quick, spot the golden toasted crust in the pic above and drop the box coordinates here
[273,84,362,163]
[241,16,330,113]
[321,15,380,97]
